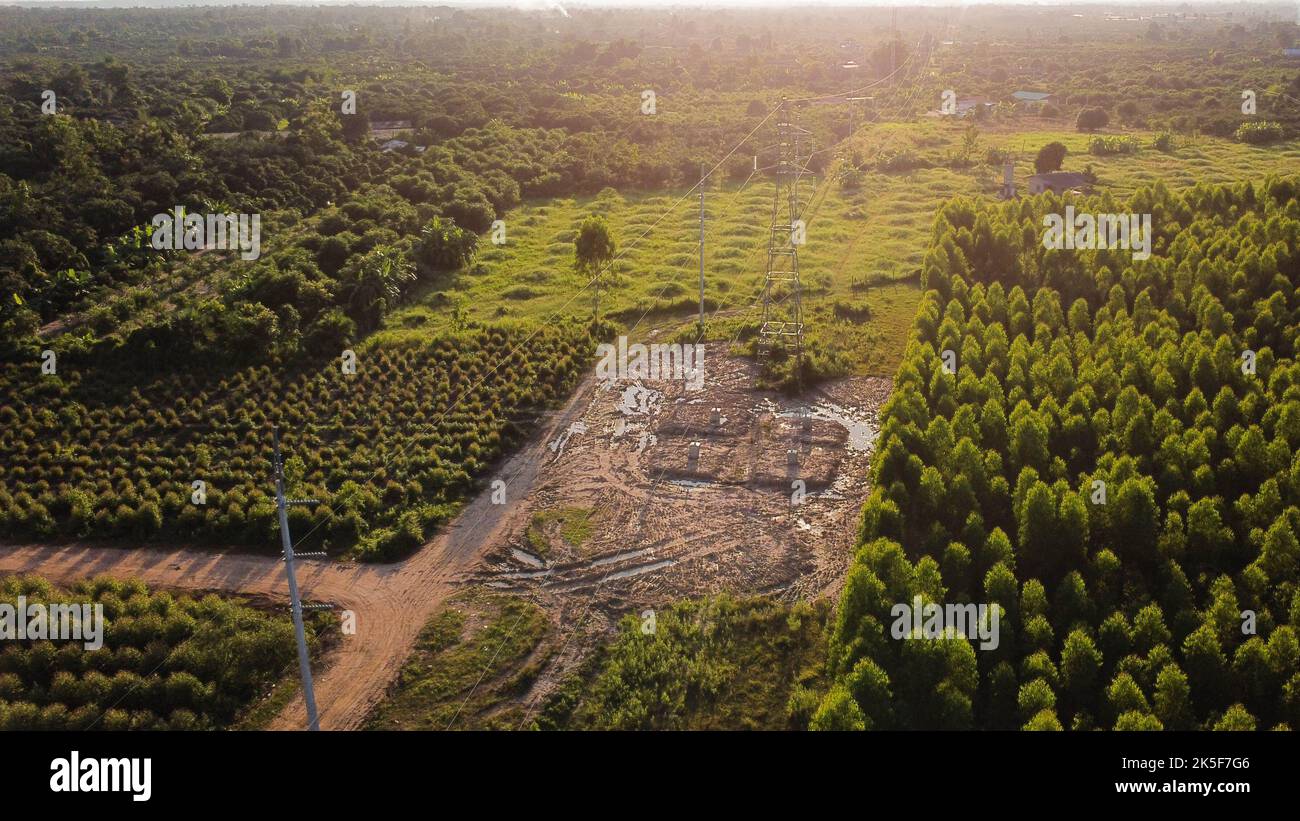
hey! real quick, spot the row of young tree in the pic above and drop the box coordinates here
[816,175,1300,730]
[0,575,329,730]
[0,323,596,559]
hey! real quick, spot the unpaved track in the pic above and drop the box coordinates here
[0,374,596,731]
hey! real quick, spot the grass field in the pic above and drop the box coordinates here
[378,118,1300,378]
[981,126,1300,195]
[364,592,550,730]
[535,595,832,731]
[364,592,831,731]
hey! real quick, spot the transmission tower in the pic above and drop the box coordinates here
[757,98,809,384]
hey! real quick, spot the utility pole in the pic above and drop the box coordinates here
[698,162,706,333]
[272,426,327,731]
[891,7,898,80]
[847,96,872,146]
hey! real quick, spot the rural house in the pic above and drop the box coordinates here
[928,96,994,118]
[1011,90,1052,110]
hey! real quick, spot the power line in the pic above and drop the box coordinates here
[274,106,782,561]
[505,38,944,730]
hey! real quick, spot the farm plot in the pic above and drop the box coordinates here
[0,323,593,560]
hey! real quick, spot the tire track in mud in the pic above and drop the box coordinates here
[468,364,891,713]
[0,373,598,731]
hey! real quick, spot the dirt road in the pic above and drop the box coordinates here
[0,374,596,730]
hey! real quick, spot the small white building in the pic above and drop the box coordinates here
[1012,91,1052,110]
[1028,171,1090,195]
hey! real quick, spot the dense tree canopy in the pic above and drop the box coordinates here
[0,575,330,730]
[822,176,1300,731]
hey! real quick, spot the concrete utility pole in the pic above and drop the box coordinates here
[272,426,326,731]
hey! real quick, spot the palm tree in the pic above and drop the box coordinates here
[341,245,414,331]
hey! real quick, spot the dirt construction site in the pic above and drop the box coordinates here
[473,341,892,708]
[0,342,891,728]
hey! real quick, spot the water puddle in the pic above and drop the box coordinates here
[549,421,587,455]
[497,568,552,580]
[806,401,877,452]
[618,384,662,416]
[758,397,878,453]
[591,547,655,567]
[510,548,545,568]
[606,559,677,581]
[668,478,712,489]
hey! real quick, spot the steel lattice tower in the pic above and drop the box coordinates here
[757,99,807,381]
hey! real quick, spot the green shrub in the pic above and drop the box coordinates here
[1075,107,1111,131]
[1087,135,1139,155]
[0,576,331,730]
[1235,121,1284,145]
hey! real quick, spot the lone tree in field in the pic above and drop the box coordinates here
[1034,141,1068,174]
[575,215,616,320]
[1075,107,1110,132]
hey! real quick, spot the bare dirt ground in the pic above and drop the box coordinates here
[470,343,892,717]
[0,344,892,729]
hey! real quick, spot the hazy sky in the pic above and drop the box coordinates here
[5,0,1295,6]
